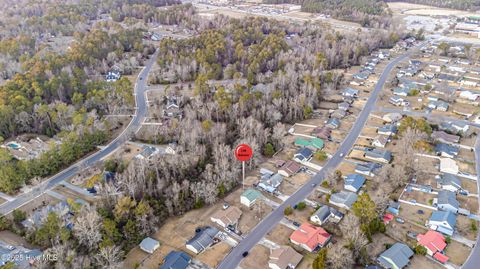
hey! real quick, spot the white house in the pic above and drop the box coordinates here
[440,158,459,175]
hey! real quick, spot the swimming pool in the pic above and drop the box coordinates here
[7,142,21,149]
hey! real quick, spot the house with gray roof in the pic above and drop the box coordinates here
[435,143,459,158]
[364,148,392,164]
[435,190,459,213]
[378,124,397,136]
[160,251,191,269]
[258,173,284,193]
[353,72,369,81]
[431,131,460,144]
[329,191,358,210]
[342,88,359,98]
[186,227,219,254]
[344,174,366,193]
[393,87,411,97]
[428,211,457,236]
[377,243,413,269]
[355,162,382,177]
[21,201,72,230]
[436,174,462,192]
[440,122,469,135]
[309,205,344,225]
[326,118,340,129]
[338,102,350,111]
[428,100,449,111]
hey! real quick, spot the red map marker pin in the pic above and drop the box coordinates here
[235,144,253,162]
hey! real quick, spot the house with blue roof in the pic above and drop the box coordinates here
[186,227,219,254]
[342,88,359,98]
[160,251,191,269]
[353,72,369,80]
[427,211,457,236]
[293,148,313,163]
[435,143,459,158]
[344,174,366,193]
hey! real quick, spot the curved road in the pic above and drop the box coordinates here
[217,49,415,269]
[0,49,159,216]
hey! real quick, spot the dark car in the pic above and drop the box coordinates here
[293,221,301,227]
[242,251,249,257]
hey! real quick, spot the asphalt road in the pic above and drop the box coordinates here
[217,50,414,269]
[0,50,159,216]
[462,135,480,269]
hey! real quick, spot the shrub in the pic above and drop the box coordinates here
[284,205,293,215]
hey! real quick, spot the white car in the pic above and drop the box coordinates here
[339,153,344,157]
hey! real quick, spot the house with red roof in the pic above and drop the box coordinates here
[289,223,331,252]
[383,213,394,225]
[416,230,449,263]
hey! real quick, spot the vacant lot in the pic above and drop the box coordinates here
[239,244,270,269]
[387,2,477,16]
[279,173,311,196]
[401,190,436,206]
[266,223,295,246]
[457,215,478,241]
[409,254,439,269]
[0,230,34,248]
[446,240,472,266]
[398,203,433,226]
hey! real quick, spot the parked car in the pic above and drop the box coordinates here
[417,209,424,215]
[407,231,417,239]
[242,251,249,257]
[293,221,301,227]
[396,218,405,224]
[223,202,230,210]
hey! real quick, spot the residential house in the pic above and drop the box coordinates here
[353,72,369,81]
[372,136,389,148]
[364,148,392,163]
[382,113,402,123]
[439,158,459,175]
[416,231,449,263]
[377,243,414,269]
[160,251,191,269]
[240,189,262,207]
[268,246,303,269]
[344,174,366,193]
[460,78,478,87]
[428,211,457,236]
[326,118,340,129]
[342,88,359,98]
[278,161,301,177]
[431,131,460,144]
[186,227,219,254]
[453,106,474,118]
[338,102,350,111]
[21,201,73,229]
[106,70,121,82]
[210,206,242,229]
[435,143,459,158]
[389,96,409,107]
[428,100,449,111]
[436,174,462,192]
[163,96,182,119]
[259,173,284,193]
[437,73,460,83]
[440,122,469,135]
[294,138,324,151]
[387,201,401,216]
[329,191,358,210]
[293,148,313,163]
[136,146,160,160]
[289,223,331,252]
[331,109,347,119]
[312,127,332,140]
[378,124,398,136]
[355,162,382,177]
[140,237,160,254]
[436,190,460,213]
[459,90,480,101]
[393,87,411,97]
[309,205,344,225]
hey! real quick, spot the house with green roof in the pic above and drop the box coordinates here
[241,189,262,207]
[294,138,324,151]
